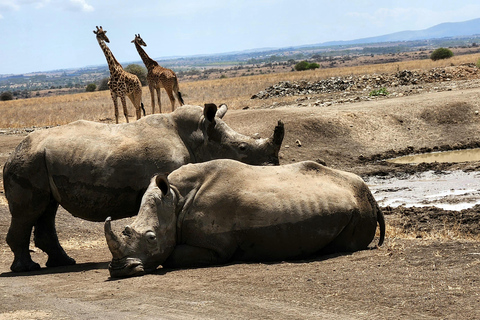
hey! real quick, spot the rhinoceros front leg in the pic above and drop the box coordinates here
[163,244,229,269]
[33,198,75,268]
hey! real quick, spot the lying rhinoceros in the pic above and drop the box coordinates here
[4,103,284,272]
[105,159,385,278]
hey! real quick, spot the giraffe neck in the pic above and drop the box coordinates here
[97,37,122,74]
[134,41,159,71]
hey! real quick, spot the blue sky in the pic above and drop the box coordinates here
[1,0,480,75]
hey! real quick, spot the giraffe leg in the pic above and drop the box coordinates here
[111,92,120,124]
[156,88,162,114]
[149,85,156,114]
[129,90,143,120]
[120,95,129,123]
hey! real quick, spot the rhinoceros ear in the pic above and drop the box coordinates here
[204,103,218,123]
[215,104,228,119]
[155,175,170,196]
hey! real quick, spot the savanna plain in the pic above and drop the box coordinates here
[1,53,480,319]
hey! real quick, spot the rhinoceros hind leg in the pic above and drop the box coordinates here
[10,256,41,272]
[45,253,76,268]
[7,217,41,272]
[163,244,228,268]
[33,198,76,268]
[320,217,377,254]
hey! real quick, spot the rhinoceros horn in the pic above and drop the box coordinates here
[104,217,125,259]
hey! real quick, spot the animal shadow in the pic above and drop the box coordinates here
[0,261,110,277]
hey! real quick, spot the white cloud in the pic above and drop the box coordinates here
[0,0,21,11]
[65,0,93,12]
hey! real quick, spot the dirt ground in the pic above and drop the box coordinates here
[1,86,480,319]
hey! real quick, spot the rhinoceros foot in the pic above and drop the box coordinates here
[46,255,76,268]
[10,259,41,273]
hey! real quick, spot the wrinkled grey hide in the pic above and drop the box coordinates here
[105,159,385,278]
[4,104,284,272]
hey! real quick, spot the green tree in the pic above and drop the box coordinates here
[0,91,14,101]
[430,47,454,61]
[98,77,109,91]
[294,61,320,71]
[125,64,148,86]
[294,61,310,71]
[86,83,97,92]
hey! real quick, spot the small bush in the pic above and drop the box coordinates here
[85,83,96,92]
[476,58,480,69]
[430,48,454,61]
[369,87,389,97]
[0,91,14,101]
[294,61,320,71]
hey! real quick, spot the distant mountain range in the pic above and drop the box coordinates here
[310,17,480,47]
[159,18,480,61]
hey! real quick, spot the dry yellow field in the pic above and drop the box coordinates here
[1,53,480,128]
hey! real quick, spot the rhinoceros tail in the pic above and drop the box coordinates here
[367,190,385,247]
[141,102,146,116]
[377,203,385,247]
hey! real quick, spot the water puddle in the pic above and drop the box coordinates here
[387,148,480,164]
[366,171,480,210]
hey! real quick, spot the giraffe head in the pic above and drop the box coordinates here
[132,34,147,47]
[94,26,110,43]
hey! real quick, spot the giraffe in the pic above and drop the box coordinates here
[93,26,144,124]
[132,34,184,114]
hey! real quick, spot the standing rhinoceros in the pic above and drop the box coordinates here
[105,159,385,278]
[4,103,284,272]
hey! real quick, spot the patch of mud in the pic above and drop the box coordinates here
[388,148,480,164]
[366,170,480,210]
[384,205,480,238]
[364,142,480,163]
[367,170,480,239]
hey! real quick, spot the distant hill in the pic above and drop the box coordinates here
[315,18,480,47]
[153,18,480,61]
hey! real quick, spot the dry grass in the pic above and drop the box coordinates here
[2,53,480,128]
[0,90,114,127]
[384,221,480,242]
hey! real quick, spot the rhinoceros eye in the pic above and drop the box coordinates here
[145,231,156,243]
[239,143,247,151]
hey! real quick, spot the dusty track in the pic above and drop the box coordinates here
[1,86,480,319]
